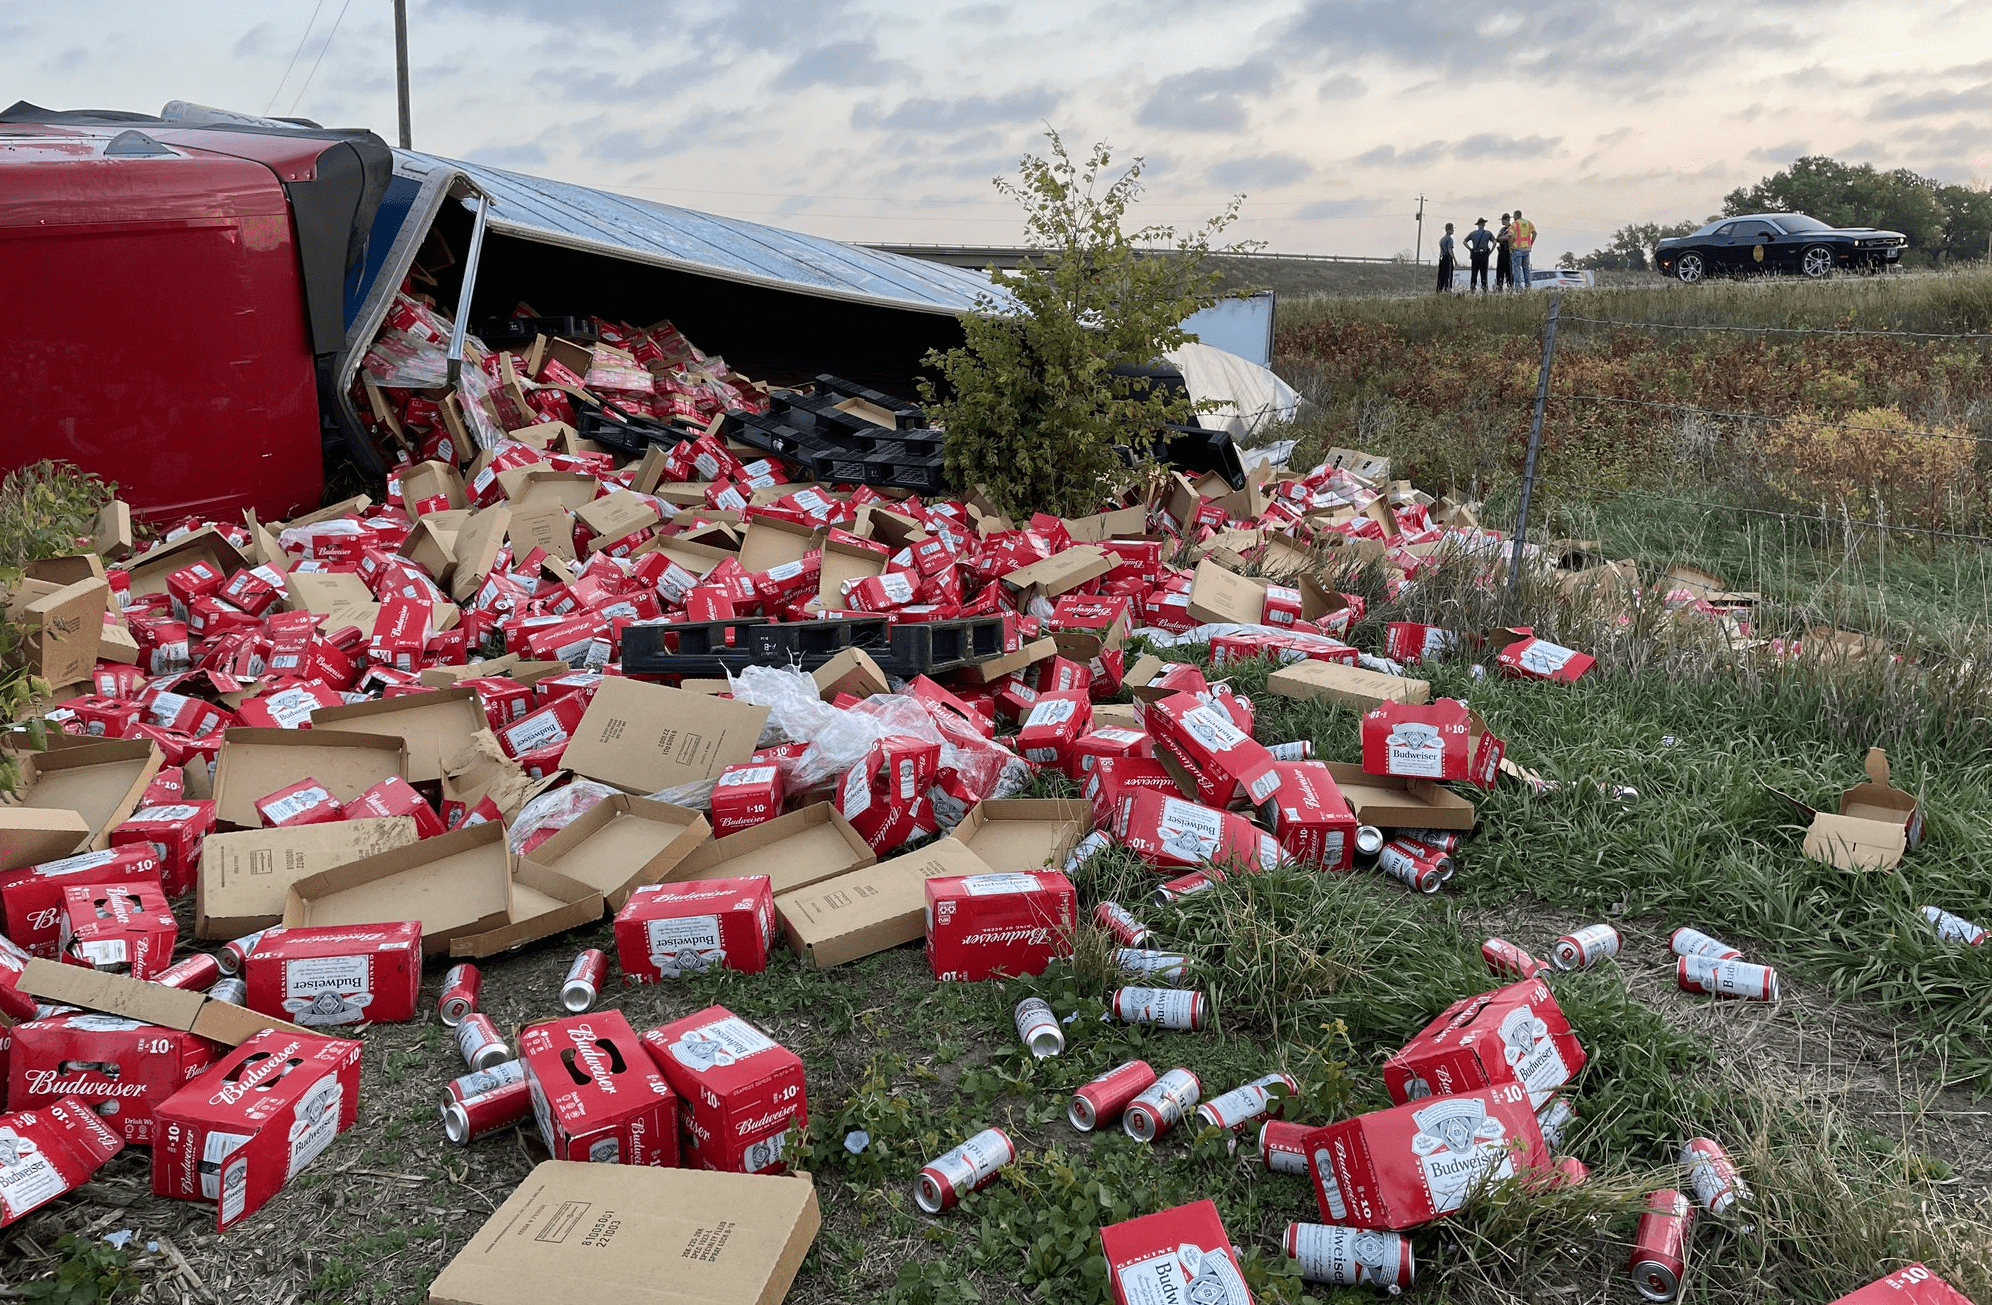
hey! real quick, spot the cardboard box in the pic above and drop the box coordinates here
[1001,545,1113,600]
[19,578,109,689]
[1776,746,1926,872]
[1183,558,1268,627]
[0,844,164,957]
[1321,762,1476,832]
[120,528,245,599]
[774,837,993,969]
[451,860,604,959]
[8,1010,218,1144]
[1360,700,1503,791]
[151,1028,362,1230]
[210,729,407,830]
[313,687,487,784]
[818,536,889,611]
[285,570,378,631]
[951,799,1090,874]
[709,764,785,837]
[20,957,308,1046]
[197,818,420,939]
[59,881,176,979]
[561,679,770,795]
[519,1011,679,1167]
[1382,979,1586,1109]
[925,868,1076,981]
[521,794,709,912]
[425,1161,820,1305]
[1266,660,1432,713]
[811,647,890,702]
[666,804,874,897]
[1304,1082,1548,1230]
[0,1096,125,1228]
[242,921,424,1027]
[3,738,162,852]
[282,821,514,955]
[639,1006,807,1174]
[0,809,93,876]
[1144,692,1282,805]
[615,877,776,980]
[1099,1200,1253,1305]
[1112,792,1282,874]
[1494,637,1597,684]
[1260,761,1358,871]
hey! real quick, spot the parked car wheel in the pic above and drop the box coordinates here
[1800,245,1835,278]
[1675,251,1705,283]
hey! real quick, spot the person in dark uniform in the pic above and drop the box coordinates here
[1463,218,1495,293]
[1435,223,1456,293]
[1495,213,1514,291]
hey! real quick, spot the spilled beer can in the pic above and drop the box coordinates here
[1013,997,1064,1058]
[1552,924,1620,971]
[1354,825,1386,857]
[1922,905,1987,945]
[154,952,222,991]
[1669,927,1741,961]
[1284,1222,1414,1292]
[1481,937,1546,980]
[1629,1188,1695,1301]
[217,928,267,975]
[1123,1067,1200,1142]
[1196,1072,1298,1132]
[455,1012,511,1072]
[438,962,481,1027]
[439,1060,530,1144]
[561,949,607,1013]
[1069,1059,1156,1132]
[1258,1119,1311,1174]
[1110,986,1208,1031]
[1063,830,1111,871]
[1536,1096,1578,1151]
[1150,869,1216,907]
[1093,901,1151,947]
[1267,740,1313,761]
[1400,828,1461,855]
[1377,841,1450,893]
[1681,1137,1752,1214]
[206,977,246,1005]
[1676,956,1779,1001]
[1112,949,1191,982]
[914,1127,1015,1214]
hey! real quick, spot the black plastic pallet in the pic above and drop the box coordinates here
[873,616,1006,677]
[740,616,891,664]
[479,315,599,347]
[800,374,928,430]
[568,393,695,455]
[619,616,1000,678]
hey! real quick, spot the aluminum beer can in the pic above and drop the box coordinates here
[206,977,246,1005]
[1113,949,1190,982]
[1922,905,1987,944]
[1284,1222,1415,1291]
[1069,1058,1156,1131]
[1536,1096,1578,1151]
[1629,1188,1694,1301]
[1681,1137,1752,1214]
[440,1060,530,1144]
[218,928,268,975]
[1111,986,1208,1031]
[455,1012,511,1072]
[1150,870,1215,907]
[1123,1067,1200,1142]
[1378,841,1450,893]
[914,1127,1015,1214]
[1014,997,1065,1058]
[154,952,222,991]
[1093,901,1151,947]
[1195,1072,1298,1132]
[1676,956,1779,1001]
[1552,924,1621,971]
[1354,825,1386,857]
[1063,830,1111,871]
[1267,740,1313,761]
[1481,937,1546,980]
[1258,1119,1311,1174]
[1670,927,1742,961]
[438,962,482,1027]
[561,949,608,1013]
[1400,828,1461,854]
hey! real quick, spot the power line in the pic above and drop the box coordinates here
[264,0,325,115]
[1555,392,1992,447]
[288,0,355,117]
[1561,313,1992,342]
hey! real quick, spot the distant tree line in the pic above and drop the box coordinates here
[1565,156,1992,271]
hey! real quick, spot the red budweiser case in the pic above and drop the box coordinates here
[1142,692,1283,805]
[1495,636,1597,684]
[0,846,164,958]
[519,1011,680,1167]
[709,763,785,836]
[924,870,1077,981]
[614,877,776,981]
[255,777,345,828]
[0,1096,126,1228]
[1359,699,1505,790]
[59,882,178,979]
[1017,690,1092,774]
[1383,621,1460,664]
[8,1012,219,1144]
[1099,1199,1254,1305]
[1113,791,1282,875]
[1828,1266,1976,1305]
[1259,760,1358,871]
[495,692,589,760]
[108,801,216,896]
[1303,1082,1549,1230]
[1382,979,1587,1109]
[1084,755,1183,826]
[241,922,424,1027]
[640,1005,808,1174]
[343,776,445,838]
[151,1029,363,1230]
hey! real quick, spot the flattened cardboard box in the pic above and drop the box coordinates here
[520,793,709,912]
[1322,761,1476,831]
[952,799,1091,875]
[0,808,92,874]
[21,577,109,688]
[427,1161,819,1305]
[209,728,408,830]
[119,527,245,598]
[3,738,162,851]
[284,820,513,955]
[450,862,605,958]
[313,687,486,784]
[561,679,770,795]
[1772,746,1925,872]
[666,803,875,897]
[21,957,308,1046]
[1267,661,1432,713]
[198,817,421,938]
[774,836,993,969]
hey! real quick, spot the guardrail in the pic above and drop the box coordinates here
[864,243,1418,267]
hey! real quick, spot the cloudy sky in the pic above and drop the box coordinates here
[8,1,1992,261]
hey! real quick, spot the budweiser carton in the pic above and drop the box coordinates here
[1084,755,1182,826]
[151,1029,362,1229]
[1360,699,1504,790]
[1071,727,1152,775]
[255,777,345,828]
[344,776,445,839]
[1113,792,1282,875]
[1099,1199,1254,1305]
[0,1096,126,1227]
[1827,1265,1976,1305]
[59,882,177,979]
[1383,621,1460,664]
[925,870,1077,982]
[1303,1081,1549,1230]
[1259,760,1358,871]
[1143,692,1282,806]
[868,735,942,803]
[1495,636,1596,684]
[519,1011,680,1167]
[8,1012,219,1144]
[0,846,164,958]
[615,878,776,980]
[0,937,34,1023]
[232,682,346,730]
[640,1005,808,1174]
[1017,690,1092,775]
[710,764,785,837]
[108,801,215,896]
[1382,979,1587,1109]
[495,692,589,760]
[241,922,424,1027]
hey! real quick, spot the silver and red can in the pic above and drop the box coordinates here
[1113,949,1191,982]
[1681,1137,1752,1214]
[1553,924,1621,971]
[1111,986,1208,1031]
[1267,740,1313,761]
[561,949,608,1013]
[207,977,246,1005]
[914,1127,1015,1214]
[1014,997,1065,1058]
[1669,927,1741,961]
[1553,1155,1590,1187]
[1195,1072,1298,1132]
[1628,1188,1695,1302]
[438,962,481,1027]
[1063,830,1111,872]
[1123,1067,1200,1142]
[1536,1096,1578,1150]
[439,1060,530,1144]
[1676,956,1779,1001]
[1354,825,1386,857]
[1922,905,1986,944]
[154,952,222,991]
[455,1012,511,1072]
[1150,870,1215,907]
[1482,937,1546,980]
[1094,901,1151,947]
[1401,828,1462,855]
[1378,841,1451,893]
[1069,1059,1156,1132]
[1259,1119,1311,1174]
[217,928,267,975]
[1284,1222,1415,1291]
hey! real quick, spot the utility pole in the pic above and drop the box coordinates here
[393,0,412,149]
[1414,195,1425,264]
